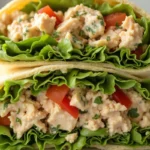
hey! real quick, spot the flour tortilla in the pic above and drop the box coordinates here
[1,60,150,88]
[0,61,143,88]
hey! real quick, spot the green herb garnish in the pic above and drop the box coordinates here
[17,109,20,114]
[127,108,139,118]
[23,27,29,36]
[3,101,10,110]
[106,36,111,41]
[50,124,60,133]
[79,30,86,37]
[85,26,95,34]
[52,31,60,38]
[97,16,102,19]
[74,11,87,17]
[79,110,88,114]
[100,20,104,26]
[16,117,22,125]
[115,22,122,29]
[92,114,100,120]
[94,97,103,104]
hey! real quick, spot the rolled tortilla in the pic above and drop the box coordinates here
[0,61,143,88]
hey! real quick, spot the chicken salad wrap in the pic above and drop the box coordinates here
[0,0,150,71]
[1,0,150,150]
[1,61,150,150]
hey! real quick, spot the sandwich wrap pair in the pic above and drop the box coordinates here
[0,0,150,149]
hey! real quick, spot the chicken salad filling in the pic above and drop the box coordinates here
[0,4,144,51]
[0,85,150,143]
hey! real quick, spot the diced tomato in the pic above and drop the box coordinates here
[104,13,126,29]
[46,84,69,105]
[38,5,62,26]
[112,86,132,108]
[131,47,143,59]
[61,96,79,119]
[46,84,79,118]
[0,114,10,126]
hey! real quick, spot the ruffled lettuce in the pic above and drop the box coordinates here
[0,69,150,103]
[1,124,150,150]
[1,35,150,69]
[21,2,38,14]
[36,0,94,11]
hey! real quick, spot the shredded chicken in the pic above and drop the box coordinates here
[65,133,78,143]
[0,90,48,139]
[119,16,144,50]
[7,12,56,41]
[0,87,150,139]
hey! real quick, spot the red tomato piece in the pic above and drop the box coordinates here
[0,114,10,126]
[46,84,69,105]
[38,5,62,26]
[104,13,126,29]
[131,47,143,59]
[112,86,132,108]
[61,96,79,119]
[46,84,79,118]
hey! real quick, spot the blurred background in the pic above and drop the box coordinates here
[0,0,149,13]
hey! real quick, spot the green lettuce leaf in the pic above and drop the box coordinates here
[1,35,150,69]
[37,0,94,11]
[80,128,108,137]
[1,124,150,150]
[97,2,136,17]
[21,2,38,14]
[0,69,150,103]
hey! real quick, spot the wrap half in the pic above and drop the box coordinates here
[0,0,150,78]
[0,0,150,150]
